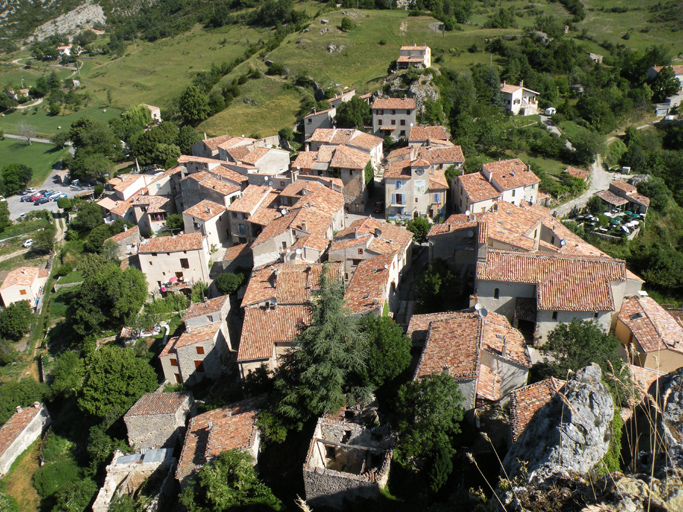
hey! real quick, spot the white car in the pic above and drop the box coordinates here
[23,239,34,248]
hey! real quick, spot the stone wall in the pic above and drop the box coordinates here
[0,403,51,476]
[124,394,194,450]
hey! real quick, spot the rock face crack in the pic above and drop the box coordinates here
[503,364,614,484]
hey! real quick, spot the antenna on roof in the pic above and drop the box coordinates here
[478,307,488,318]
[474,303,482,311]
[465,210,471,216]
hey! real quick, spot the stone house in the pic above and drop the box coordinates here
[219,142,290,176]
[303,408,395,510]
[97,192,141,226]
[159,321,230,384]
[237,262,338,378]
[176,398,261,487]
[103,225,141,259]
[412,311,531,410]
[384,158,449,219]
[328,217,413,286]
[614,294,683,373]
[192,134,235,159]
[344,253,397,316]
[371,98,416,139]
[397,44,431,69]
[598,180,650,215]
[326,89,356,108]
[587,52,603,64]
[182,294,231,330]
[646,65,683,92]
[500,81,539,116]
[0,403,51,476]
[303,107,336,140]
[408,125,449,146]
[220,242,253,273]
[0,267,49,310]
[143,104,162,123]
[137,233,211,295]
[107,174,148,201]
[508,377,565,448]
[131,195,173,237]
[182,199,231,249]
[305,128,383,169]
[123,391,195,450]
[226,185,280,245]
[180,171,243,212]
[454,172,503,214]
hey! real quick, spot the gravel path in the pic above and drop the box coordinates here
[552,154,612,218]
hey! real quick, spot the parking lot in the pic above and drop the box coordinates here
[6,167,94,220]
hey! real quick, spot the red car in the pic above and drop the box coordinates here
[29,194,43,201]
[373,201,384,213]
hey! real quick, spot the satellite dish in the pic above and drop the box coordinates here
[479,307,488,318]
[560,239,566,246]
[465,210,471,216]
[295,248,302,255]
[474,303,482,311]
[466,230,474,238]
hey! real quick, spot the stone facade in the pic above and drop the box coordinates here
[0,403,51,477]
[124,392,195,450]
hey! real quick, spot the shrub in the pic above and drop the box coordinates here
[34,460,81,500]
[215,272,245,295]
[56,264,73,277]
[266,63,286,75]
[340,17,355,31]
[56,197,72,210]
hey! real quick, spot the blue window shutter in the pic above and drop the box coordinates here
[396,181,402,189]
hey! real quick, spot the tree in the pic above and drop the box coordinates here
[360,314,411,388]
[57,197,72,210]
[179,85,211,126]
[152,143,181,168]
[69,117,120,159]
[175,125,202,155]
[259,265,371,441]
[650,66,681,103]
[587,194,607,215]
[392,373,465,491]
[71,201,104,235]
[85,224,113,253]
[132,121,179,166]
[335,96,371,129]
[406,217,430,244]
[165,213,184,232]
[571,130,604,166]
[415,259,464,314]
[50,132,70,148]
[33,225,56,253]
[1,163,33,196]
[69,152,114,183]
[340,16,355,31]
[215,272,245,295]
[52,478,98,512]
[191,281,208,302]
[51,351,85,399]
[179,450,281,512]
[0,300,33,339]
[0,378,48,426]
[78,345,157,421]
[17,121,36,145]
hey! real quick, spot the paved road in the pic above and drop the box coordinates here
[540,114,574,150]
[4,133,74,155]
[552,154,612,218]
[0,247,30,262]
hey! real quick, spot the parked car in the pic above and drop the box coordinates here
[34,197,49,205]
[29,194,43,201]
[0,196,6,202]
[23,239,33,248]
[44,190,58,198]
[373,201,384,213]
[545,107,557,115]
[24,188,36,194]
[52,193,67,201]
[20,195,31,202]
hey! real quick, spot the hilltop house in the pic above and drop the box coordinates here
[508,377,565,447]
[132,195,173,237]
[180,170,243,212]
[0,403,51,476]
[397,45,431,69]
[192,134,234,159]
[371,98,416,139]
[596,180,650,215]
[412,311,531,410]
[226,185,281,245]
[123,392,195,450]
[0,267,49,309]
[408,125,449,146]
[500,81,539,116]
[182,199,230,248]
[103,226,141,259]
[137,233,211,295]
[344,253,397,316]
[384,158,449,219]
[306,128,383,168]
[646,65,683,92]
[326,89,356,108]
[303,107,336,140]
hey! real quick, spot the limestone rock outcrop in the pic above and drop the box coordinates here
[503,364,614,484]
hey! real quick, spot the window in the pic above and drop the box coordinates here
[391,109,396,115]
[511,189,515,197]
[594,312,599,318]
[434,193,439,202]
[170,358,178,367]
[494,288,500,299]
[552,311,558,320]
[207,315,214,323]
[238,224,246,235]
[194,361,205,372]
[280,181,285,186]
[307,118,312,123]
[196,346,205,355]
[180,258,190,269]
[377,118,382,126]
[352,259,362,266]
[400,119,406,126]
[20,289,27,295]
[396,181,402,189]
[149,261,153,266]
[534,229,538,238]
[551,236,555,244]
[399,130,405,136]
[391,119,396,125]
[174,374,182,384]
[358,248,364,255]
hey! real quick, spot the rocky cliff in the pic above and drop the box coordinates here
[503,364,614,484]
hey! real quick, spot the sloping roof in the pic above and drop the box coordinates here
[409,125,449,142]
[417,145,465,164]
[197,134,233,151]
[610,180,651,207]
[183,200,226,221]
[125,392,191,418]
[343,253,394,314]
[334,218,413,255]
[483,159,540,190]
[476,250,627,312]
[372,98,416,110]
[617,295,683,354]
[427,213,480,238]
[458,172,502,203]
[108,174,142,193]
[0,267,40,290]
[241,262,336,307]
[0,404,45,457]
[329,145,371,169]
[565,167,590,181]
[227,186,272,214]
[238,305,311,361]
[176,398,260,481]
[384,160,412,179]
[178,155,223,165]
[500,83,540,95]
[224,242,251,262]
[239,147,271,166]
[199,176,241,196]
[138,233,204,254]
[429,170,449,190]
[509,378,565,442]
[481,201,541,251]
[105,225,140,244]
[596,189,629,206]
[183,295,230,321]
[174,322,222,349]
[653,65,683,75]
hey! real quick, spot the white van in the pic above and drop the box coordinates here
[545,107,556,115]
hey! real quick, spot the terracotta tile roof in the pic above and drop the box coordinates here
[477,364,501,402]
[328,235,371,254]
[344,253,394,314]
[400,45,429,50]
[217,136,257,151]
[198,134,233,151]
[38,269,49,279]
[618,295,683,354]
[209,165,250,185]
[0,267,40,290]
[292,151,319,170]
[183,295,230,321]
[479,311,531,368]
[427,214,479,237]
[500,83,540,95]
[384,160,412,179]
[242,262,337,307]
[290,234,330,252]
[417,145,465,164]
[653,65,683,75]
[224,145,252,162]
[200,176,241,197]
[303,107,334,119]
[458,172,502,203]
[132,195,171,214]
[372,98,416,110]
[178,155,224,165]
[109,174,142,193]
[125,392,191,417]
[0,403,45,456]
[138,233,205,254]
[477,250,627,312]
[247,192,281,226]
[182,171,210,183]
[565,167,590,181]
[429,170,449,190]
[610,181,650,207]
[183,200,226,221]
[482,201,541,251]
[106,226,140,244]
[224,242,251,262]
[483,159,540,190]
[307,129,382,152]
[386,146,413,163]
[174,322,222,349]
[348,131,384,151]
[335,218,413,254]
[596,189,629,206]
[176,398,260,481]
[509,378,565,442]
[329,145,371,169]
[407,311,467,345]
[227,186,273,214]
[159,336,179,358]
[627,364,664,398]
[239,147,275,166]
[238,305,311,361]
[409,126,449,142]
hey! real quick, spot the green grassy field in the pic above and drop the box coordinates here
[0,139,68,186]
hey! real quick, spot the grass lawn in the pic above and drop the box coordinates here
[558,120,593,142]
[50,286,79,321]
[0,104,123,140]
[57,270,83,285]
[0,62,76,91]
[0,139,67,186]
[0,252,48,272]
[2,440,40,512]
[517,151,568,176]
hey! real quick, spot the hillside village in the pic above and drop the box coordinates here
[0,5,682,510]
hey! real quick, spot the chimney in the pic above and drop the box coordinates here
[123,225,128,232]
[302,221,308,232]
[503,80,506,87]
[16,405,22,413]
[203,132,207,140]
[502,336,507,358]
[519,80,524,87]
